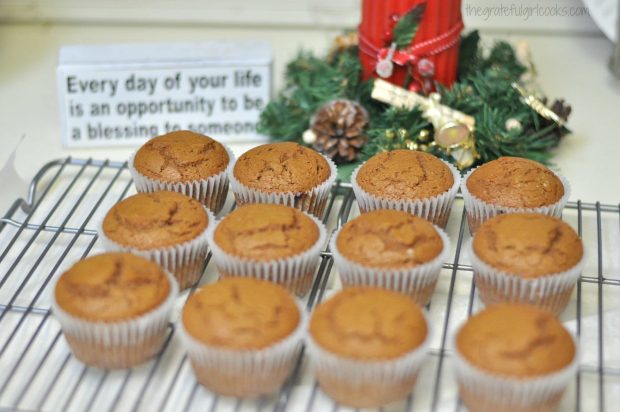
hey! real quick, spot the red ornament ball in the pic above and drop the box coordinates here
[417,58,436,78]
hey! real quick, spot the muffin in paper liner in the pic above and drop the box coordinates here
[99,207,214,290]
[51,268,178,369]
[451,328,579,412]
[350,159,461,228]
[227,154,337,218]
[330,225,450,306]
[460,166,571,234]
[206,211,328,297]
[468,240,586,316]
[305,313,432,408]
[128,144,234,214]
[177,299,306,398]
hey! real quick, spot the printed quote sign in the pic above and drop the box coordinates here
[57,42,272,148]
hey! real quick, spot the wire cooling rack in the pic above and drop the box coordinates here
[0,157,618,412]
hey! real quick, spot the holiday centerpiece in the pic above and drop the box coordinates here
[258,0,571,180]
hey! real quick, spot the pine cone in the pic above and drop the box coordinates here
[332,32,358,53]
[550,99,572,121]
[543,98,572,144]
[311,99,369,164]
[328,32,358,63]
[539,97,572,122]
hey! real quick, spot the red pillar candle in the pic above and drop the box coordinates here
[358,0,463,90]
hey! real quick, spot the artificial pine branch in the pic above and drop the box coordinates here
[363,106,429,158]
[257,49,368,142]
[393,3,427,49]
[457,30,481,79]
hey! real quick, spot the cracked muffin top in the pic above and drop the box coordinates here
[336,209,443,268]
[233,142,331,193]
[466,157,564,208]
[356,150,454,200]
[213,203,319,261]
[309,287,428,360]
[457,304,575,377]
[182,277,300,349]
[473,213,583,278]
[55,252,171,322]
[102,191,209,249]
[133,131,229,182]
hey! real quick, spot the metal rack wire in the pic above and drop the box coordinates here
[0,157,618,412]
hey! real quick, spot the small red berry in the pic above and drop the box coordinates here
[383,30,393,44]
[408,83,421,93]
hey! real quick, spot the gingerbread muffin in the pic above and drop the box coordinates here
[461,156,569,233]
[179,277,304,397]
[100,191,212,289]
[332,209,449,305]
[208,203,326,296]
[52,253,177,368]
[229,142,336,217]
[307,287,429,408]
[470,213,584,315]
[130,130,231,213]
[454,304,577,412]
[352,150,459,227]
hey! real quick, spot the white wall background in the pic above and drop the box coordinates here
[0,0,600,34]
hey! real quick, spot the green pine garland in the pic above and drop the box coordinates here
[257,30,569,181]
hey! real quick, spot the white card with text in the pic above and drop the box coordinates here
[57,41,272,148]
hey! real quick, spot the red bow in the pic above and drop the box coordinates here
[360,20,464,68]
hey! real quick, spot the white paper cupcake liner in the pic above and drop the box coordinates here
[460,166,571,233]
[51,269,178,369]
[305,314,431,408]
[451,329,579,409]
[227,153,337,218]
[331,225,450,306]
[468,241,586,316]
[128,144,234,214]
[350,159,461,228]
[98,207,214,290]
[177,299,306,398]
[206,211,328,297]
